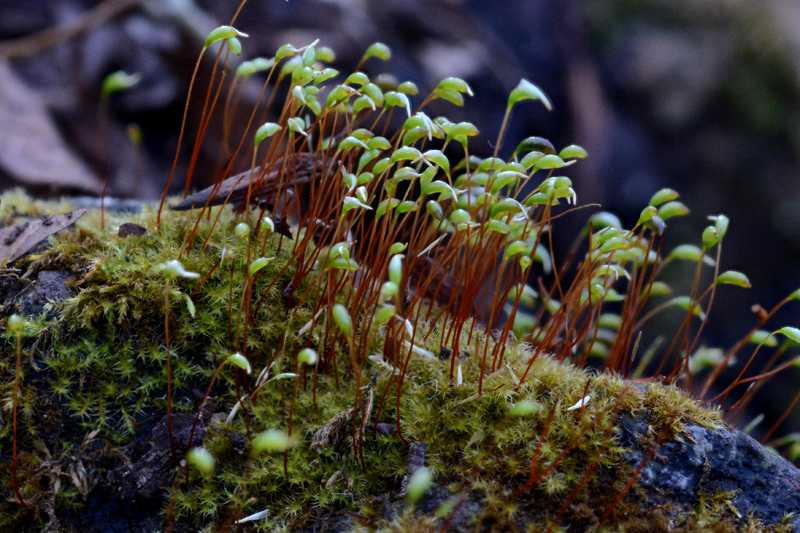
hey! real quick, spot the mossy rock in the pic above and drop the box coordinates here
[0,192,796,532]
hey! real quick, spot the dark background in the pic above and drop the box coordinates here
[2,0,800,437]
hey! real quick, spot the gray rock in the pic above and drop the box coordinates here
[620,411,800,529]
[15,270,74,316]
[108,410,213,501]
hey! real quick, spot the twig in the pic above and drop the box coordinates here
[0,0,143,60]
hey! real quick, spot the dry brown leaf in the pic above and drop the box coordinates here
[311,407,354,452]
[324,467,348,490]
[311,378,377,452]
[0,62,102,193]
[0,209,86,265]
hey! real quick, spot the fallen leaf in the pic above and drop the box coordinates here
[0,209,86,265]
[311,407,353,452]
[0,62,102,193]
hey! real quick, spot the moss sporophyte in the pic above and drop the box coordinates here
[3,23,800,533]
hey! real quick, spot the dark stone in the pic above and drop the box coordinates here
[383,482,481,533]
[406,442,427,476]
[61,488,162,533]
[412,483,481,532]
[620,411,800,529]
[15,270,73,316]
[385,441,481,532]
[274,214,293,240]
[107,409,213,501]
[282,280,298,310]
[400,441,428,495]
[0,268,26,305]
[370,423,397,436]
[298,512,353,533]
[230,431,246,455]
[118,222,147,238]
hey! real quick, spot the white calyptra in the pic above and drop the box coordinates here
[298,348,318,366]
[236,509,269,524]
[566,395,591,411]
[157,259,200,279]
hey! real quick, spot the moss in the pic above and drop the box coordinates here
[0,192,788,532]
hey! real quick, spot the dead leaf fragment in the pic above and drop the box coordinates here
[0,62,102,193]
[311,407,354,452]
[311,377,377,452]
[0,209,86,265]
[118,222,147,238]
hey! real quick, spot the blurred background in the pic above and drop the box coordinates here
[2,0,800,437]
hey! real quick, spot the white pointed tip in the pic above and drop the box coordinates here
[566,395,591,411]
[236,509,269,524]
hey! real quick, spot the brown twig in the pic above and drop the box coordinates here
[0,0,144,60]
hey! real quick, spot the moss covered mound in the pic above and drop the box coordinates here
[0,193,789,532]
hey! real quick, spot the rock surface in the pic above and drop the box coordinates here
[0,269,74,317]
[108,404,215,501]
[620,412,800,529]
[304,415,800,532]
[16,270,73,316]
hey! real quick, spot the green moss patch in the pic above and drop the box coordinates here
[0,193,785,532]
